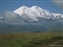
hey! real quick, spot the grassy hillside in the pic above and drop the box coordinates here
[0,32,63,47]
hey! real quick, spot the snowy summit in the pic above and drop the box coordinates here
[14,6,63,21]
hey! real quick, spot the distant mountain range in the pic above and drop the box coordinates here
[0,6,63,33]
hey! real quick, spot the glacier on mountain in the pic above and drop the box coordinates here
[14,6,63,21]
[0,6,63,25]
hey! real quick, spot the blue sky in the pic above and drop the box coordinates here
[0,0,62,16]
[1,0,52,2]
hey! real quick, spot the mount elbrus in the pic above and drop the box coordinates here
[0,6,63,32]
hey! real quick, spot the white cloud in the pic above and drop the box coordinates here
[0,16,3,20]
[51,0,63,9]
[2,10,40,25]
[1,9,63,25]
[2,11,26,25]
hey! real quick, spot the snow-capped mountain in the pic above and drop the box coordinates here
[0,6,63,32]
[14,6,63,21]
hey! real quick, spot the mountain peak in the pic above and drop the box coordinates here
[20,6,29,8]
[31,6,39,8]
[14,6,29,16]
[31,6,42,10]
[14,6,29,11]
[14,6,63,21]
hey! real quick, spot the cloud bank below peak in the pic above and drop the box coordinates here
[0,6,63,25]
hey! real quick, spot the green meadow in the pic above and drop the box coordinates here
[0,32,63,47]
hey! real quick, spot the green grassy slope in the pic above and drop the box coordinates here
[0,32,63,47]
